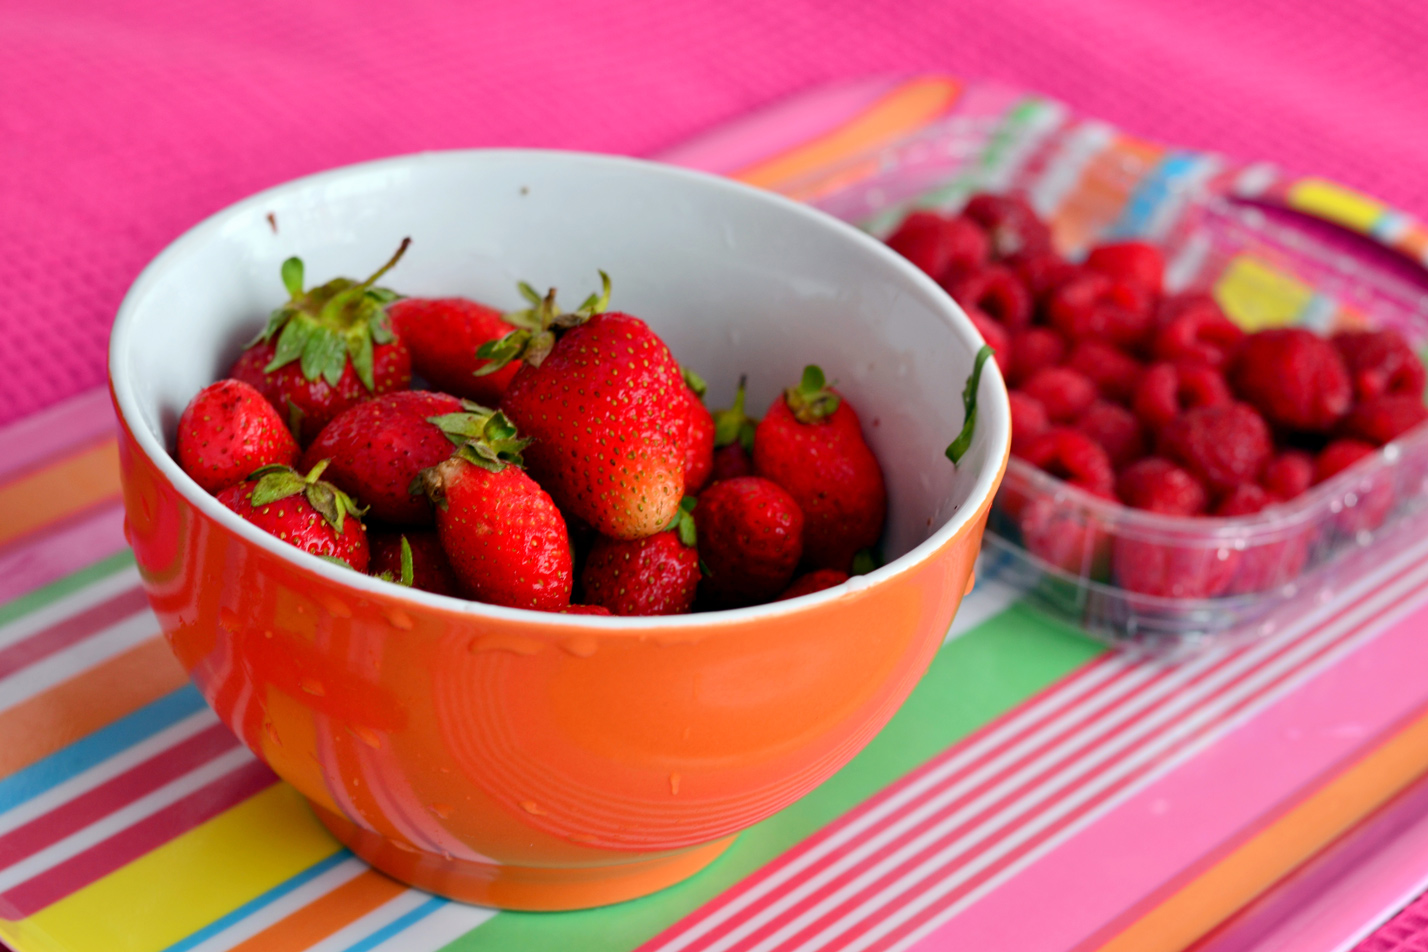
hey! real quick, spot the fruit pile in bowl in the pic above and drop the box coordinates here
[883,194,1428,640]
[108,150,1009,910]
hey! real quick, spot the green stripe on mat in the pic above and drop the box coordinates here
[0,550,135,628]
[443,603,1102,952]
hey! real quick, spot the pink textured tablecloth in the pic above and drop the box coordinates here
[6,0,1428,428]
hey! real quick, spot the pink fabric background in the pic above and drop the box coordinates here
[4,0,1428,426]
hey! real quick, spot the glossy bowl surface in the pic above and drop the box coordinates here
[109,150,1009,909]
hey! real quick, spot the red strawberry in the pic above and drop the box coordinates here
[752,366,887,571]
[490,274,688,540]
[777,569,849,601]
[217,460,369,571]
[581,498,701,615]
[230,241,413,443]
[177,379,298,494]
[680,369,716,494]
[369,531,461,596]
[418,410,572,610]
[301,391,465,525]
[388,297,520,404]
[710,375,759,483]
[695,476,803,606]
[561,605,613,615]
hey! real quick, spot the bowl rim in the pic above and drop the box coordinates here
[109,147,1010,630]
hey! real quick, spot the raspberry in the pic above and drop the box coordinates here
[1260,450,1315,500]
[1007,250,1077,304]
[1008,391,1050,457]
[1229,329,1352,432]
[1066,340,1145,405]
[1158,403,1273,495]
[936,215,992,282]
[1116,457,1207,514]
[1085,241,1165,294]
[1212,483,1312,595]
[963,193,1052,257]
[1020,496,1110,575]
[1023,367,1098,423]
[1131,362,1233,431]
[1340,394,1428,445]
[944,265,1033,330]
[885,211,957,278]
[1008,327,1067,386]
[1333,329,1427,402]
[1075,401,1147,469]
[1157,292,1221,327]
[1214,482,1272,516]
[1152,306,1244,369]
[966,307,1012,375]
[1315,438,1377,484]
[1021,428,1115,495]
[1047,271,1154,349]
[1112,537,1237,599]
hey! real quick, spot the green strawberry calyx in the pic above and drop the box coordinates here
[475,270,611,375]
[254,238,411,392]
[245,459,366,533]
[662,495,698,548]
[785,365,840,424]
[713,374,758,451]
[374,536,415,587]
[424,401,532,474]
[682,366,708,400]
[945,344,995,466]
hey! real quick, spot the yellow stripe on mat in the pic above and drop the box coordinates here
[0,439,122,549]
[1091,703,1428,952]
[22,784,342,952]
[733,76,959,193]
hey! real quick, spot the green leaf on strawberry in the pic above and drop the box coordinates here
[663,495,699,548]
[713,375,758,452]
[258,238,411,392]
[374,535,416,587]
[785,365,841,424]
[682,367,708,400]
[245,459,367,533]
[425,403,532,474]
[476,271,612,375]
[945,344,995,466]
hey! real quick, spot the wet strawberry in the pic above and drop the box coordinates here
[581,498,700,615]
[177,379,298,494]
[388,296,520,404]
[419,410,572,610]
[490,274,688,540]
[301,391,464,525]
[229,241,413,443]
[369,530,461,596]
[694,476,803,606]
[217,460,369,570]
[752,366,887,572]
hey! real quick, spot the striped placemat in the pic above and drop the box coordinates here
[4,75,1428,952]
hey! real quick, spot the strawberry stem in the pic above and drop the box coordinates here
[945,345,995,466]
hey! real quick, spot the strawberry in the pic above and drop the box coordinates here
[418,409,572,610]
[561,605,613,615]
[388,297,520,404]
[301,391,464,525]
[681,369,716,494]
[216,460,369,571]
[489,273,688,540]
[369,531,461,596]
[177,379,298,494]
[753,366,886,571]
[230,241,413,443]
[694,476,803,606]
[581,497,701,615]
[710,375,759,483]
[777,569,849,601]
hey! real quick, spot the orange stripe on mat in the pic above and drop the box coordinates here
[0,438,122,549]
[732,76,959,193]
[225,869,408,952]
[0,636,187,780]
[1090,701,1428,952]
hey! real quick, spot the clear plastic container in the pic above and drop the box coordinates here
[795,103,1428,648]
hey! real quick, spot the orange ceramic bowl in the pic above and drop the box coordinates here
[108,151,1010,910]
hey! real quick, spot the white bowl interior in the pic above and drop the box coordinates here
[110,150,1009,619]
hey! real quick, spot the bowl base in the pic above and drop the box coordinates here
[310,801,737,911]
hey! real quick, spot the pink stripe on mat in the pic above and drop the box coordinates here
[0,723,239,868]
[0,390,116,485]
[0,502,128,606]
[0,586,147,678]
[0,759,276,918]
